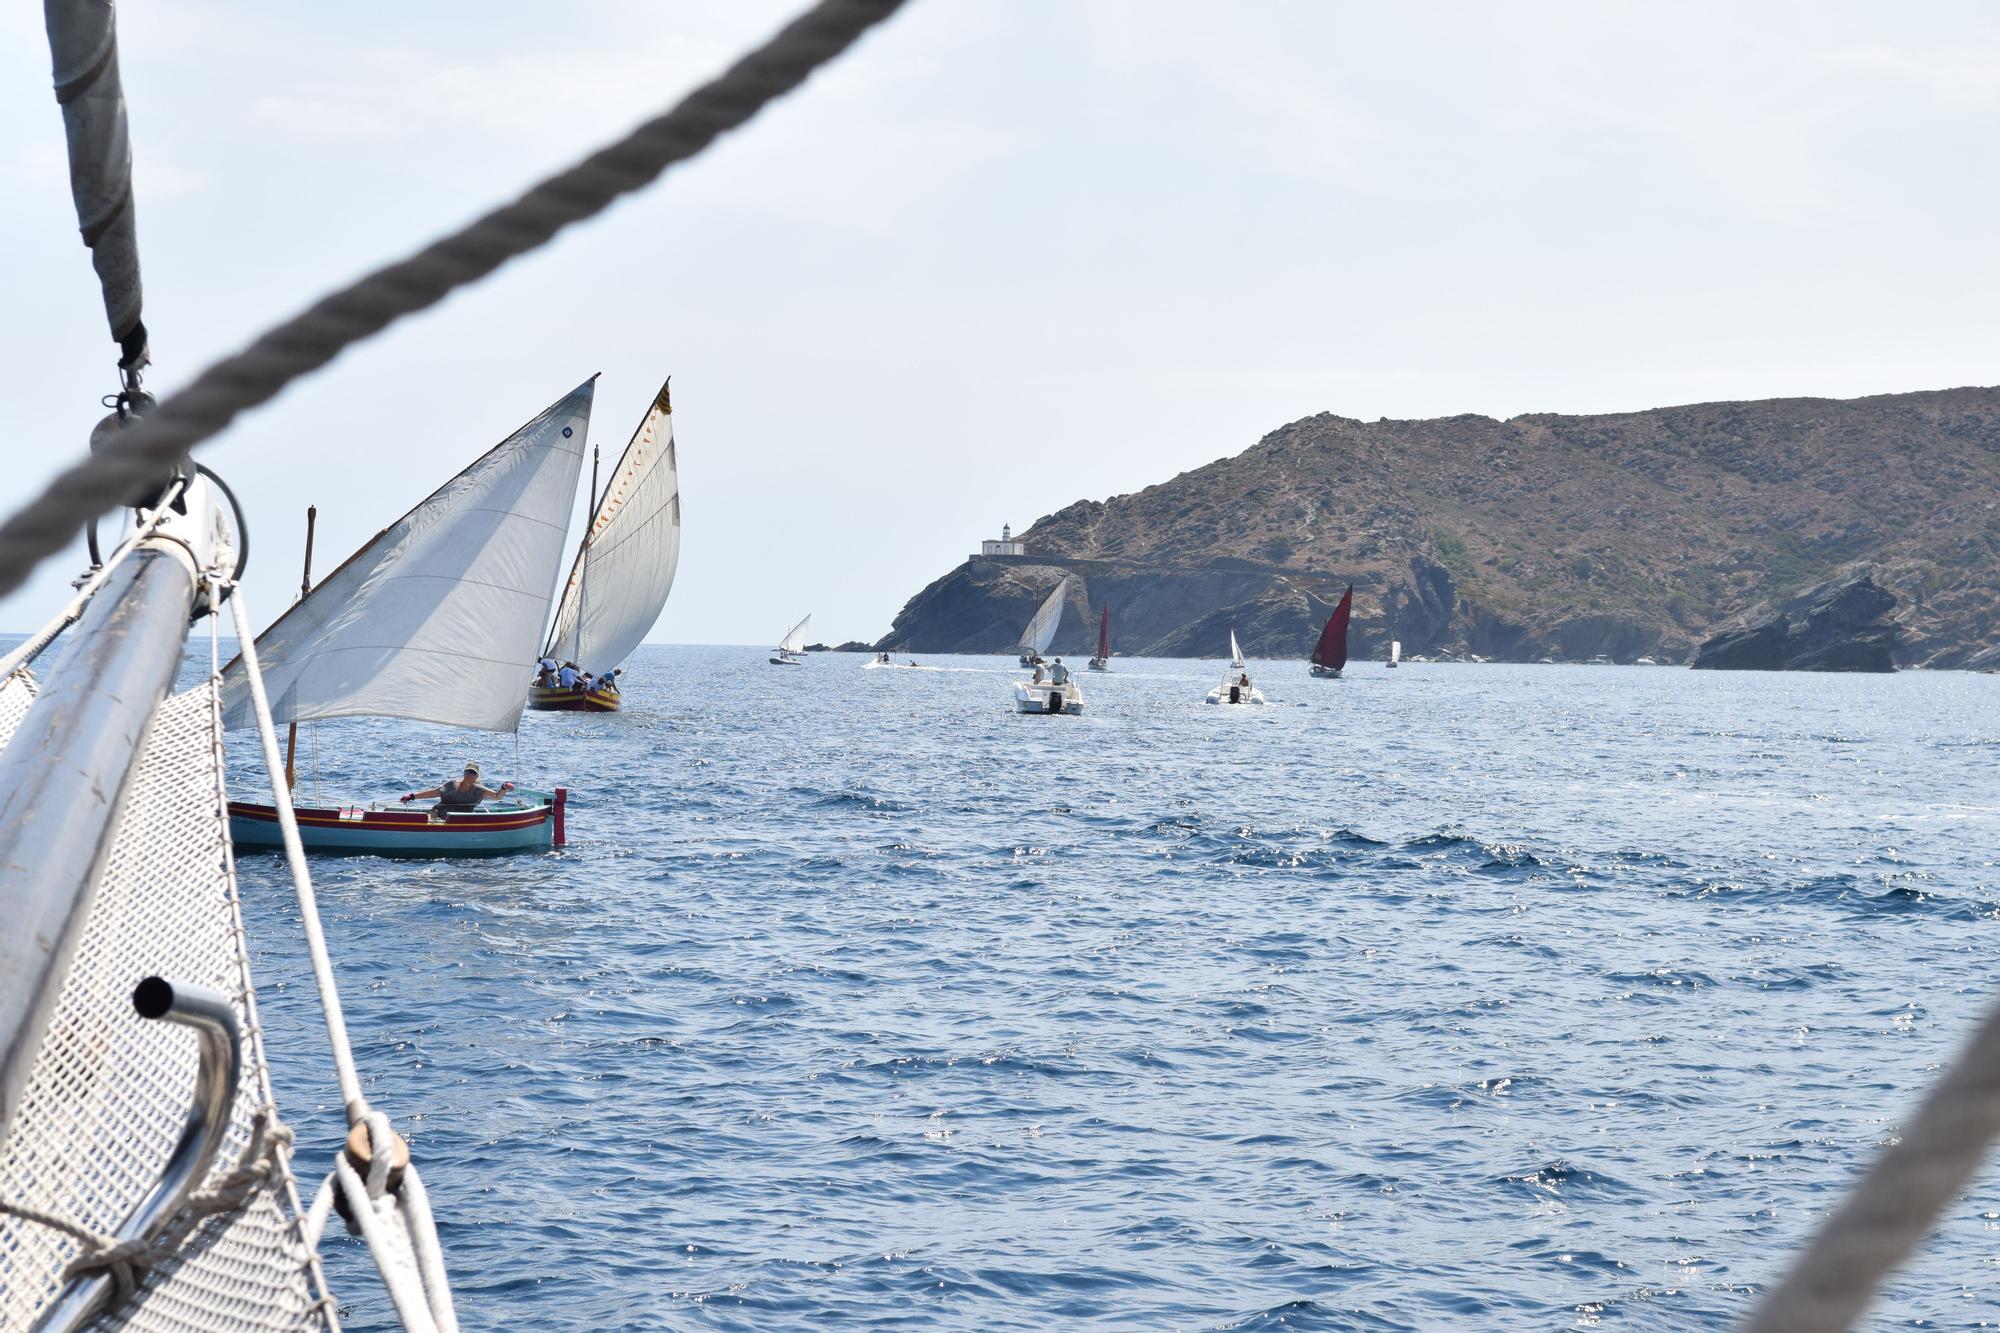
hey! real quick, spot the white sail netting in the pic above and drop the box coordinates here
[0,673,333,1331]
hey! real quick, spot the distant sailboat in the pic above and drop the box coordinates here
[1387,639,1402,668]
[1229,629,1245,669]
[771,614,811,666]
[1015,577,1069,667]
[1012,577,1082,713]
[1088,605,1110,671]
[1309,585,1353,679]
[531,378,682,713]
[222,379,597,853]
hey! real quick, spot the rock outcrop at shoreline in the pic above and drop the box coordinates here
[1690,568,1899,672]
[878,386,2000,667]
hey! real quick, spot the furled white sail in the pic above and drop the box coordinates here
[220,379,596,733]
[777,614,811,655]
[1229,630,1245,668]
[545,378,681,673]
[1017,577,1069,658]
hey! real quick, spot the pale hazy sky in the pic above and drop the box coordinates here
[4,2,1998,645]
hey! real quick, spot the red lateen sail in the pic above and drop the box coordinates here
[1311,585,1353,670]
[1096,606,1110,660]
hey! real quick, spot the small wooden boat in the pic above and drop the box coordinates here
[229,789,567,855]
[527,681,622,711]
[1308,584,1353,678]
[1088,605,1110,671]
[770,613,810,665]
[530,377,682,711]
[221,380,597,856]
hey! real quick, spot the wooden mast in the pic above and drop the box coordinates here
[574,441,599,671]
[282,506,317,790]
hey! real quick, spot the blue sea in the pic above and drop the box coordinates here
[220,647,2000,1330]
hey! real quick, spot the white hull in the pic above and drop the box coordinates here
[1206,679,1268,705]
[1014,680,1083,714]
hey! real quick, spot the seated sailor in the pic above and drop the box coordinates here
[402,762,513,814]
[1049,657,1070,685]
[557,662,580,689]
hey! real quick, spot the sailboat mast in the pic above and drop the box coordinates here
[574,441,599,667]
[282,504,317,790]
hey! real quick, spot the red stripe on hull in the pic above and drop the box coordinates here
[227,802,550,833]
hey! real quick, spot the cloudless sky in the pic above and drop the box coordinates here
[4,1,1998,645]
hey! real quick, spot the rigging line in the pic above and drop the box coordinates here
[1746,994,2000,1332]
[224,582,369,1122]
[0,0,909,603]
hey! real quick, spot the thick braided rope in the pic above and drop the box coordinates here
[1747,996,2000,1330]
[0,0,907,602]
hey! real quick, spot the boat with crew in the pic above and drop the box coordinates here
[1208,630,1268,704]
[771,614,811,665]
[1309,584,1353,678]
[1011,577,1082,713]
[529,378,682,712]
[1088,604,1111,671]
[221,380,597,855]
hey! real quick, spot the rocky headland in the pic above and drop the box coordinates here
[880,387,2000,667]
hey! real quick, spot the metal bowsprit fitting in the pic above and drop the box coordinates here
[28,979,244,1333]
[0,464,243,1142]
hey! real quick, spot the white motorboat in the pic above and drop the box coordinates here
[770,613,810,665]
[1015,677,1083,714]
[1010,579,1079,710]
[1206,674,1267,705]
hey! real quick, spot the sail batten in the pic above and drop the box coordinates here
[544,379,681,671]
[1312,585,1353,671]
[1017,578,1069,658]
[220,380,596,733]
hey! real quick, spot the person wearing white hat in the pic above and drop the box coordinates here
[402,761,512,814]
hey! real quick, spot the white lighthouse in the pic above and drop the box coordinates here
[979,523,1027,558]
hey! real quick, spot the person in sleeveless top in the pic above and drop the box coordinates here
[402,762,512,814]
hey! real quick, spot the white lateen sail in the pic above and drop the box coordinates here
[545,378,682,672]
[777,614,811,655]
[220,379,596,733]
[1390,640,1402,666]
[1017,577,1069,658]
[1229,629,1245,668]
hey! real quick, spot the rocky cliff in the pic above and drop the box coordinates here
[1691,567,1900,672]
[880,387,2000,666]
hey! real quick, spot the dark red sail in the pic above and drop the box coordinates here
[1311,585,1352,670]
[1096,606,1110,661]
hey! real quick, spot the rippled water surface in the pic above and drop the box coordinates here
[223,648,2000,1330]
